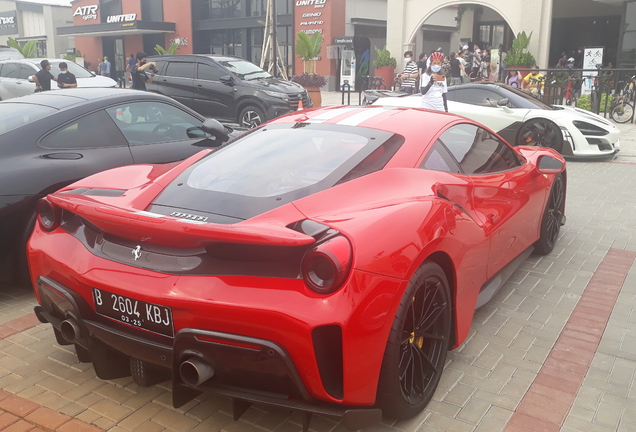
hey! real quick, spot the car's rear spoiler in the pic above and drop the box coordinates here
[47,194,315,249]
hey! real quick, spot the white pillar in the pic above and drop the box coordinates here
[387,0,406,62]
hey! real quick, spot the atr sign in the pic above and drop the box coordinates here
[0,11,18,35]
[73,5,98,21]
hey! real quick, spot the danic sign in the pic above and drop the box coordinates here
[73,5,98,20]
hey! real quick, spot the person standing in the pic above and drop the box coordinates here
[32,60,57,92]
[449,52,464,86]
[99,56,111,77]
[56,62,77,89]
[420,51,448,112]
[417,53,427,78]
[131,52,157,91]
[471,43,482,80]
[499,46,508,81]
[397,51,419,94]
[126,53,136,88]
[458,46,469,83]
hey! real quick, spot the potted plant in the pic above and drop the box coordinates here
[292,31,326,107]
[154,43,179,55]
[372,46,397,90]
[503,31,537,79]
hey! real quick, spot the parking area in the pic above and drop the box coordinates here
[0,97,635,432]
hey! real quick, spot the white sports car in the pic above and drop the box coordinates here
[364,82,620,159]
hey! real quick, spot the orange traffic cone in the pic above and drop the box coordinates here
[297,99,303,111]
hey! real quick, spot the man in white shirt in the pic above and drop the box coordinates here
[458,45,469,82]
[472,44,482,80]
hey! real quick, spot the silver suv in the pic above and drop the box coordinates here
[0,58,117,101]
[0,45,23,61]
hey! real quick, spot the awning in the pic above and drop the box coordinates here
[15,35,47,41]
[57,20,175,37]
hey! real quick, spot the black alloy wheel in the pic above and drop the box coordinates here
[517,119,564,153]
[376,261,452,419]
[238,106,265,129]
[534,174,565,255]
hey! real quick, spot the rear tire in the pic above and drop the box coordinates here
[238,106,265,129]
[610,102,634,123]
[376,261,452,419]
[12,211,37,286]
[534,174,565,255]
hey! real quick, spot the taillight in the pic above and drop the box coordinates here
[37,199,61,231]
[301,236,352,295]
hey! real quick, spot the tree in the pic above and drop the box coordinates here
[154,43,179,55]
[295,31,323,74]
[7,37,37,58]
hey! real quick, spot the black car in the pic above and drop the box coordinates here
[0,88,235,282]
[146,54,312,128]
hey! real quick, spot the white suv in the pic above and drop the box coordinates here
[0,58,117,100]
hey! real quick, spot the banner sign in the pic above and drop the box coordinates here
[0,11,18,35]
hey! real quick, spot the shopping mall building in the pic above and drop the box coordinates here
[3,0,635,90]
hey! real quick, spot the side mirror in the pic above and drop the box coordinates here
[28,75,34,83]
[497,98,509,107]
[219,75,234,85]
[200,118,230,145]
[537,155,564,174]
[89,71,96,77]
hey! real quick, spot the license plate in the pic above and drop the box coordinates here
[92,288,174,337]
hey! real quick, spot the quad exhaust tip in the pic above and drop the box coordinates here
[180,357,215,387]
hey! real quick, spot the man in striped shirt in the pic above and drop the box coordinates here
[397,51,419,94]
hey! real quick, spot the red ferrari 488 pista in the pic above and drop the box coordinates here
[28,106,566,430]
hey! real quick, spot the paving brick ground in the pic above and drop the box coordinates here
[0,96,635,432]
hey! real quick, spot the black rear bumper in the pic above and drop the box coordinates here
[34,276,381,430]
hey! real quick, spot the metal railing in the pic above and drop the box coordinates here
[505,68,636,121]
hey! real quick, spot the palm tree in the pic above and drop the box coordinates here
[295,31,323,74]
[7,37,37,58]
[154,43,179,55]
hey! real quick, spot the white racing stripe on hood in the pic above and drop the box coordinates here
[303,107,360,123]
[336,107,390,126]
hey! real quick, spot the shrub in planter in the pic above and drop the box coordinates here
[575,93,614,113]
[372,46,397,89]
[290,73,328,88]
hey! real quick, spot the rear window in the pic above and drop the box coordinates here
[0,103,57,135]
[187,123,400,198]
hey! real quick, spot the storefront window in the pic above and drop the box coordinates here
[249,27,264,64]
[141,0,163,22]
[194,0,242,20]
[479,25,491,46]
[210,29,244,57]
[621,1,636,66]
[492,25,505,48]
[247,0,266,16]
[100,0,122,23]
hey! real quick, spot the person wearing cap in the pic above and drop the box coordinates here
[32,60,57,92]
[131,52,157,91]
[420,51,448,112]
[57,62,77,89]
